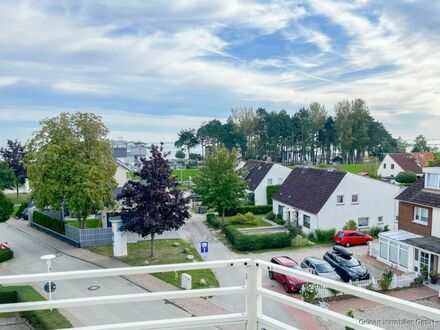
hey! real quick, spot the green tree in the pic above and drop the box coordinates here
[0,140,27,198]
[26,112,117,229]
[175,129,199,157]
[412,135,430,152]
[0,191,14,222]
[175,150,186,159]
[395,172,417,184]
[194,147,247,224]
[428,152,440,167]
[0,161,15,190]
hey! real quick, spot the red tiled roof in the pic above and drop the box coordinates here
[388,153,432,173]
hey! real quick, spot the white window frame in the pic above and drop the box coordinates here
[303,214,311,229]
[383,163,386,169]
[377,216,384,224]
[358,217,369,228]
[413,207,429,225]
[391,164,394,170]
[351,194,359,204]
[267,178,273,185]
[336,195,344,205]
[426,173,440,189]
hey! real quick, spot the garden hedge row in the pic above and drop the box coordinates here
[224,205,272,217]
[223,225,291,251]
[32,211,65,235]
[0,248,13,263]
[0,285,72,329]
[0,191,14,222]
[15,201,28,218]
[206,213,221,229]
[266,184,281,205]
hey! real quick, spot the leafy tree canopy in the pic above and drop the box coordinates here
[428,152,440,167]
[0,191,14,222]
[412,134,431,152]
[175,149,186,159]
[0,140,27,197]
[0,161,15,190]
[175,129,199,156]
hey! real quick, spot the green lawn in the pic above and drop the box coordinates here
[171,168,199,182]
[5,192,31,205]
[88,239,219,289]
[66,219,101,229]
[224,214,272,229]
[337,162,379,177]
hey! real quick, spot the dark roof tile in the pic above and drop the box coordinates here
[388,153,433,173]
[243,160,274,191]
[396,176,440,208]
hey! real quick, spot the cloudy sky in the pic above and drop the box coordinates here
[0,0,439,145]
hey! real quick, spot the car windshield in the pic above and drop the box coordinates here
[339,257,360,267]
[315,262,333,273]
[337,232,344,237]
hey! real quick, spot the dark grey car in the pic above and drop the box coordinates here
[300,257,340,281]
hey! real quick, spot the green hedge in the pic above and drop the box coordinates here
[15,201,28,218]
[266,184,282,205]
[33,211,65,235]
[206,213,221,229]
[223,225,291,251]
[224,205,272,217]
[0,191,14,222]
[0,248,13,263]
[0,285,72,329]
[313,229,336,243]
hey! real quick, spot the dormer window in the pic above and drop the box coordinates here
[426,173,440,189]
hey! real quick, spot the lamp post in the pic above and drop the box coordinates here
[40,254,56,309]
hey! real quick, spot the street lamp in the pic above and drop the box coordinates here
[40,254,56,309]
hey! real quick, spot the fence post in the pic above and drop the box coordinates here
[392,274,398,289]
[246,261,262,330]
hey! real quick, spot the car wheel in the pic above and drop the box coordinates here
[269,271,274,280]
[283,283,290,293]
[345,242,351,248]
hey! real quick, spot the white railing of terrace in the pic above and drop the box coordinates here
[1,258,440,330]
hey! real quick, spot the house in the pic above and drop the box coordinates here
[377,152,433,178]
[240,160,292,205]
[114,157,130,188]
[377,167,440,273]
[273,167,401,234]
[112,139,148,170]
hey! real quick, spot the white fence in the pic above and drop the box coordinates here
[0,259,439,330]
[368,241,379,258]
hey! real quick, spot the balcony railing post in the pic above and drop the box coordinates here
[245,261,262,330]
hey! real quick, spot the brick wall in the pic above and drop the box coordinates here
[398,202,432,236]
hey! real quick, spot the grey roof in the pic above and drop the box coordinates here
[274,167,347,214]
[403,236,440,255]
[243,160,274,191]
[113,157,131,171]
[113,147,127,158]
[396,176,440,208]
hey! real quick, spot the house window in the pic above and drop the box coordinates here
[267,178,273,185]
[378,216,383,224]
[391,164,394,170]
[278,205,284,218]
[351,194,359,204]
[383,163,386,169]
[427,173,440,189]
[358,217,369,227]
[303,215,310,228]
[336,195,344,204]
[414,207,429,225]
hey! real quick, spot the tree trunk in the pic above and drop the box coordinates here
[77,213,82,229]
[221,209,225,226]
[150,234,155,257]
[16,181,19,199]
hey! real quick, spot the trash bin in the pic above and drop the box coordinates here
[198,206,206,214]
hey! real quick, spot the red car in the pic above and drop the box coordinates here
[268,256,308,293]
[334,230,372,247]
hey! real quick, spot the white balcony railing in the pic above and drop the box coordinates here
[1,258,440,329]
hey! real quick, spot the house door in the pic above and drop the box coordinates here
[415,249,434,273]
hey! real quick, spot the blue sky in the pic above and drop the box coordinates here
[1,0,439,145]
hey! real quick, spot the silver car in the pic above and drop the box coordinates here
[300,257,340,281]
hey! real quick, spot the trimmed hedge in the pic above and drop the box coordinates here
[224,205,272,217]
[0,248,13,263]
[15,201,28,218]
[266,184,281,205]
[206,213,221,229]
[0,285,72,329]
[223,225,291,251]
[33,211,65,235]
[0,191,14,222]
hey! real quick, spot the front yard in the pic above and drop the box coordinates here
[66,219,101,229]
[88,239,219,289]
[224,214,272,229]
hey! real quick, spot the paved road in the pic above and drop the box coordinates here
[0,222,190,328]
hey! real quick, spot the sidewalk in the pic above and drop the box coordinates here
[6,220,242,330]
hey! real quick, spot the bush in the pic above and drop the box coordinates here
[395,171,417,184]
[345,309,355,330]
[15,201,28,218]
[379,269,394,291]
[314,228,336,242]
[300,284,318,303]
[244,192,255,206]
[0,285,72,329]
[229,212,257,225]
[224,205,272,216]
[343,220,357,230]
[206,213,221,229]
[0,191,14,222]
[367,226,384,237]
[413,275,424,286]
[0,248,13,263]
[33,211,65,235]
[222,225,291,251]
[266,184,281,205]
[189,153,203,161]
[287,223,300,238]
[175,150,186,159]
[265,211,275,221]
[274,214,284,225]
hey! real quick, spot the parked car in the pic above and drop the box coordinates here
[300,257,340,281]
[268,256,308,293]
[21,208,29,220]
[334,230,372,247]
[323,246,370,282]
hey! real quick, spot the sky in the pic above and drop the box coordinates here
[0,0,439,145]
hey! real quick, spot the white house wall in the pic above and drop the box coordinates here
[254,164,292,205]
[115,165,128,187]
[317,173,400,231]
[272,199,318,234]
[377,154,404,178]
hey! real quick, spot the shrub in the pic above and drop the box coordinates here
[175,150,186,159]
[266,184,281,205]
[314,228,336,242]
[287,223,300,238]
[379,269,394,291]
[274,214,284,225]
[15,201,28,218]
[395,171,417,184]
[244,192,255,206]
[32,211,65,235]
[345,309,355,330]
[367,226,384,237]
[265,211,275,221]
[0,191,14,222]
[224,205,272,216]
[300,284,318,303]
[0,285,72,329]
[413,275,424,286]
[222,225,291,251]
[343,220,357,230]
[206,213,221,229]
[229,212,257,225]
[0,248,13,263]
[421,265,429,281]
